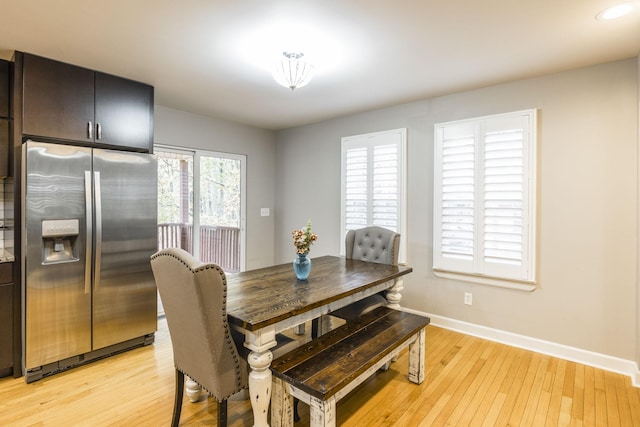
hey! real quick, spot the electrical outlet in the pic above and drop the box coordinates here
[464,292,473,306]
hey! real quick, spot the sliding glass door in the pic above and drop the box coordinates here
[156,146,246,273]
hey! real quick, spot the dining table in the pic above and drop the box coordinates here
[223,255,413,427]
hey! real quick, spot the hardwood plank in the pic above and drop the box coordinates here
[545,357,567,426]
[613,371,632,425]
[472,344,520,426]
[393,335,484,425]
[594,367,609,426]
[583,365,597,426]
[426,341,491,425]
[494,349,534,424]
[516,353,549,426]
[572,363,585,425]
[454,343,509,425]
[508,351,544,424]
[604,370,622,426]
[628,373,640,427]
[1,319,639,426]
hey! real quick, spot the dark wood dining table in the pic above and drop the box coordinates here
[223,255,413,427]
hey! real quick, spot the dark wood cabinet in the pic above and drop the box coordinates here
[0,59,9,118]
[0,119,9,178]
[0,59,10,178]
[0,263,13,377]
[19,52,153,152]
[21,54,94,143]
[94,72,154,152]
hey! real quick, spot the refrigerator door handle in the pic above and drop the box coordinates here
[84,171,92,295]
[94,171,102,292]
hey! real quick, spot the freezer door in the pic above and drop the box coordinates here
[92,149,157,349]
[23,141,92,369]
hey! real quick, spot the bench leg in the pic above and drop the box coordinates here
[408,328,426,384]
[309,395,336,427]
[271,377,295,427]
[386,279,404,365]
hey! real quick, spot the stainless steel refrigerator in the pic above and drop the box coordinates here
[22,140,157,382]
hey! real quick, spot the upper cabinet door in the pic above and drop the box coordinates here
[95,72,153,151]
[22,53,95,143]
[0,59,9,118]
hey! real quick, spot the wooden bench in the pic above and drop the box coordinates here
[270,306,430,427]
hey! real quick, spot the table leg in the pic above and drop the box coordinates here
[385,277,404,309]
[248,350,273,427]
[186,376,202,402]
[244,328,278,427]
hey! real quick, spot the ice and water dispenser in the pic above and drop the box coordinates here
[41,219,80,264]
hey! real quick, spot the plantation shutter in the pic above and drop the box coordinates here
[344,146,368,230]
[341,128,407,261]
[434,110,536,285]
[437,123,476,273]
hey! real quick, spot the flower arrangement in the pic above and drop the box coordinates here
[292,220,318,255]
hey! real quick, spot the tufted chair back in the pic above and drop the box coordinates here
[151,247,247,427]
[324,226,401,329]
[345,226,400,265]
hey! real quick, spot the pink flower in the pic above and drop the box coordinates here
[292,220,318,254]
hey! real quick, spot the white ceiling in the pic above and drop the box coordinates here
[1,1,639,130]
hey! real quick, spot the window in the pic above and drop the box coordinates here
[341,128,407,262]
[433,110,537,290]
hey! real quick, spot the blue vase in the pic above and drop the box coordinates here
[293,253,311,280]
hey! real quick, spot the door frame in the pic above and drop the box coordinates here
[155,144,247,272]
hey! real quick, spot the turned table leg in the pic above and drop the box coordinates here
[244,328,278,427]
[385,277,404,309]
[186,376,202,402]
[248,349,273,427]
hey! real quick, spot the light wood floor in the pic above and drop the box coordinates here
[1,317,639,426]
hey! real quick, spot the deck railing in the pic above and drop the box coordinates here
[157,223,240,272]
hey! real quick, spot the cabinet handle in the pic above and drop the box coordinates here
[96,123,102,140]
[87,121,93,139]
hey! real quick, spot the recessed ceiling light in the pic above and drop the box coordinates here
[596,3,634,20]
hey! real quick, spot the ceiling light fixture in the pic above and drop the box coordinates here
[273,51,315,91]
[596,3,634,20]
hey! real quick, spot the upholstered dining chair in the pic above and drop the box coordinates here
[150,247,248,427]
[330,226,401,321]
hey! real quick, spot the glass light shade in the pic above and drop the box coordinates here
[273,52,315,91]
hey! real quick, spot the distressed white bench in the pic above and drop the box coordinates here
[270,306,430,427]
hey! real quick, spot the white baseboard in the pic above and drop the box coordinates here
[402,308,640,388]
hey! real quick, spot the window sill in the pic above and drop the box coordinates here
[433,269,536,292]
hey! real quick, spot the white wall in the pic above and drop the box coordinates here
[275,58,639,362]
[153,105,277,270]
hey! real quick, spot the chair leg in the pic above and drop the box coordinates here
[172,369,185,427]
[218,400,228,427]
